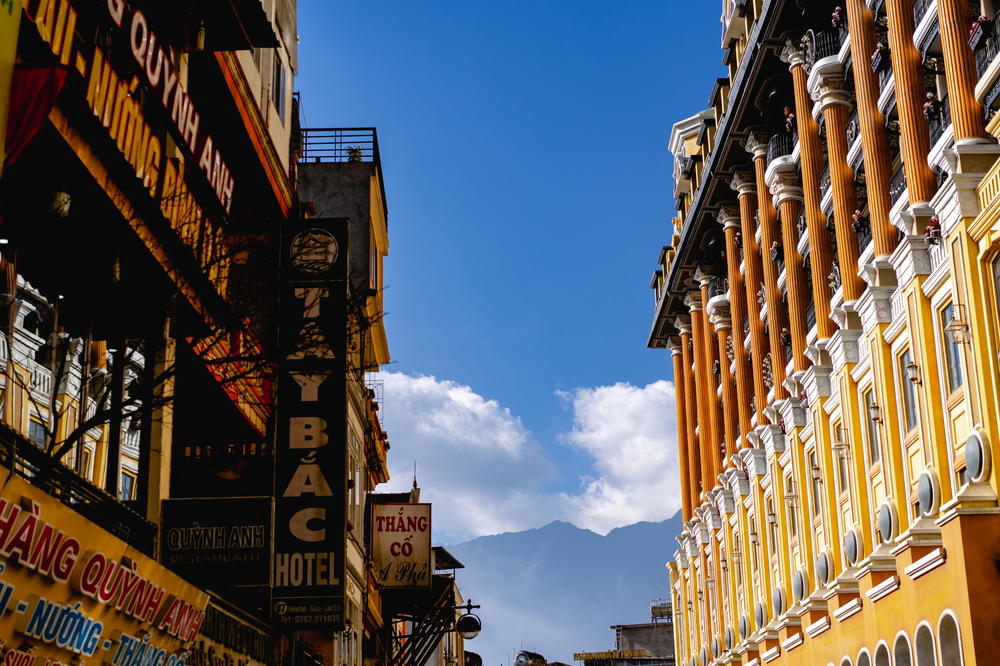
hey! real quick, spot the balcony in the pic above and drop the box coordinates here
[0,423,156,555]
[721,0,748,46]
[890,164,907,204]
[812,30,842,61]
[927,96,952,146]
[767,132,795,165]
[913,0,934,26]
[846,109,860,146]
[820,166,831,196]
[972,17,1000,79]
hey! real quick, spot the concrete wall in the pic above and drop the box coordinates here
[616,623,674,659]
[298,162,374,294]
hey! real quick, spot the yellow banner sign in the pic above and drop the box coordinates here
[0,473,209,666]
[573,650,651,661]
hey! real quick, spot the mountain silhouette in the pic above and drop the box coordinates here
[448,513,683,666]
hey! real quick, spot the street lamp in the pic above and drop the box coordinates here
[455,600,482,640]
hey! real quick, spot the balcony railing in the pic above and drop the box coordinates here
[300,126,387,215]
[767,132,795,165]
[820,166,832,195]
[846,109,860,146]
[928,96,952,145]
[708,276,730,299]
[890,164,907,203]
[972,18,1000,78]
[814,31,841,60]
[0,424,156,555]
[913,0,933,26]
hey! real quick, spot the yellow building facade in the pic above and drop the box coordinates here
[648,1,1000,665]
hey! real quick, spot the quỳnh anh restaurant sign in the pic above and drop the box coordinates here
[372,504,431,588]
[0,474,208,666]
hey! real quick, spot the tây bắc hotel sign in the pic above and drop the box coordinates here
[272,219,349,629]
[0,473,208,666]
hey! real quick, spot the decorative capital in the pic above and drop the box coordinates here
[694,267,717,286]
[667,336,683,355]
[767,169,804,207]
[673,314,693,334]
[729,171,756,196]
[807,60,851,110]
[709,306,732,329]
[684,290,704,311]
[716,205,741,229]
[780,39,806,70]
[745,132,767,158]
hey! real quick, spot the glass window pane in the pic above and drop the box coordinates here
[941,304,964,393]
[865,390,880,464]
[900,350,919,432]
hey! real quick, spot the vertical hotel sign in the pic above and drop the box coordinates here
[272,218,348,629]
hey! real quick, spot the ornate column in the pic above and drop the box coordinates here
[844,0,898,268]
[731,173,768,425]
[678,316,703,508]
[765,151,811,373]
[748,133,789,401]
[670,336,694,521]
[782,42,836,340]
[689,293,715,500]
[936,0,987,143]
[721,206,755,441]
[810,68,866,304]
[712,306,738,461]
[886,0,937,205]
[700,270,726,479]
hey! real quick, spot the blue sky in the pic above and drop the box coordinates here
[296,1,722,540]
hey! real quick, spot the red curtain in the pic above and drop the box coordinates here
[3,63,68,169]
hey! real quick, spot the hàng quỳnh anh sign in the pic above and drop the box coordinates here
[0,473,208,666]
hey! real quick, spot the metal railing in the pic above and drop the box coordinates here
[973,18,1000,78]
[820,166,832,195]
[0,424,156,555]
[708,276,730,299]
[767,132,795,165]
[300,127,388,214]
[890,164,907,203]
[928,96,952,145]
[846,109,860,146]
[913,0,933,26]
[814,31,841,59]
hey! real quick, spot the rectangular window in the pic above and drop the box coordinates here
[864,389,880,464]
[941,304,964,393]
[786,477,797,538]
[837,447,850,494]
[271,52,286,123]
[28,420,45,448]
[900,350,919,432]
[810,451,822,517]
[119,472,135,501]
[767,498,777,553]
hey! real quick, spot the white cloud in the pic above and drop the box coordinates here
[556,380,680,534]
[380,372,559,541]
[379,372,680,541]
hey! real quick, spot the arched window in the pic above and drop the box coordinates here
[875,644,891,666]
[857,650,872,666]
[939,613,963,666]
[915,624,935,666]
[842,658,854,666]
[895,634,913,666]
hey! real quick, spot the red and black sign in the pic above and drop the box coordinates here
[271,218,349,629]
